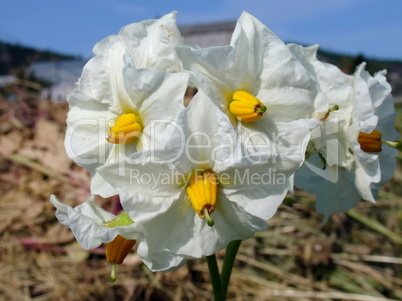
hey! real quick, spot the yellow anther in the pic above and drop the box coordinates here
[186,171,218,227]
[107,113,142,144]
[106,235,136,282]
[229,91,267,122]
[358,130,382,153]
[104,213,136,282]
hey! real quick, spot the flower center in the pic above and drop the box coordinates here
[358,130,382,153]
[186,171,219,227]
[229,91,267,122]
[107,113,142,144]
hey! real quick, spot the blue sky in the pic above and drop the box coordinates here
[1,0,401,60]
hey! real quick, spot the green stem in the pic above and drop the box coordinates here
[347,209,402,244]
[382,140,402,150]
[328,104,339,113]
[221,240,241,296]
[206,254,224,301]
[110,263,116,282]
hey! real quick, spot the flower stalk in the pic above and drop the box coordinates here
[382,140,402,151]
[206,254,224,301]
[221,240,242,296]
[206,240,242,300]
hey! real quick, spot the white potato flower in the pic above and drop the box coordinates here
[289,44,399,218]
[175,11,326,151]
[98,88,310,271]
[65,13,188,197]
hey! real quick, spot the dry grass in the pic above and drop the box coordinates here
[0,88,401,301]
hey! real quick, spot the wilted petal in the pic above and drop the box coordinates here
[50,195,141,250]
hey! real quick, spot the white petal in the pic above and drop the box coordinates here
[371,71,400,140]
[370,70,392,110]
[353,63,376,128]
[135,192,267,271]
[353,159,379,203]
[238,119,311,168]
[220,119,310,220]
[98,159,185,222]
[67,49,189,198]
[222,165,289,221]
[230,11,269,90]
[137,242,188,272]
[90,173,118,197]
[182,90,241,172]
[92,35,120,56]
[65,106,130,197]
[178,13,323,127]
[175,45,234,109]
[50,195,141,250]
[124,68,188,125]
[286,44,319,77]
[294,154,362,218]
[70,40,131,111]
[118,11,182,71]
[231,14,321,122]
[372,145,398,193]
[288,43,353,113]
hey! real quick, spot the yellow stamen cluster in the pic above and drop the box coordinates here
[104,213,136,282]
[106,235,136,282]
[229,91,267,122]
[186,171,219,227]
[358,130,382,153]
[106,235,136,265]
[107,113,142,144]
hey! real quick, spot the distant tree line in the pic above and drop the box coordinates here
[0,40,80,76]
[316,48,402,75]
[1,39,401,95]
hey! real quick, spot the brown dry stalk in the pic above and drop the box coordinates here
[262,289,399,301]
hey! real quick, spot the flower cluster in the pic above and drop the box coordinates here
[289,44,400,220]
[51,11,399,274]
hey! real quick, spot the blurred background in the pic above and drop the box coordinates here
[0,1,401,300]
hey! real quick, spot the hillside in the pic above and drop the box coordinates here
[0,40,80,75]
[1,39,401,97]
[316,47,402,74]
